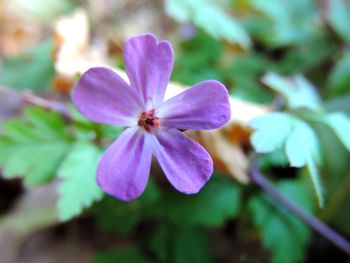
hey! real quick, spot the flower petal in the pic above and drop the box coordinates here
[156,80,231,130]
[72,67,143,126]
[97,127,153,201]
[152,128,213,194]
[124,34,174,108]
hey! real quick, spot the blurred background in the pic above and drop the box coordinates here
[1,0,350,262]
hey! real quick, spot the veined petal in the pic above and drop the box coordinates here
[124,34,174,108]
[156,80,231,130]
[97,127,152,201]
[72,67,143,126]
[152,128,213,194]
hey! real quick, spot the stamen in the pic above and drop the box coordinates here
[138,109,160,132]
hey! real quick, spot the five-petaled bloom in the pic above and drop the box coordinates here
[72,34,231,201]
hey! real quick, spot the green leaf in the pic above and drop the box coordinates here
[326,112,350,151]
[159,175,241,227]
[285,120,320,167]
[165,0,251,48]
[326,0,350,42]
[285,120,324,206]
[150,225,213,263]
[249,179,315,263]
[328,51,350,96]
[24,107,68,140]
[94,247,151,263]
[250,112,294,153]
[262,72,322,111]
[0,107,70,185]
[251,113,324,206]
[57,142,103,221]
[0,41,55,90]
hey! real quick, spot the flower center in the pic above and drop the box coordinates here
[138,109,160,132]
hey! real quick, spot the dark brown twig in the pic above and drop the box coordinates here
[249,156,350,255]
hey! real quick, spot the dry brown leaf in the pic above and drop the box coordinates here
[0,1,41,55]
[53,8,108,92]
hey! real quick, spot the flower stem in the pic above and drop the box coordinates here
[0,84,72,121]
[249,158,350,255]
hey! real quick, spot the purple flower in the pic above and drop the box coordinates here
[72,34,231,201]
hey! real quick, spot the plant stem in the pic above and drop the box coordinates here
[0,85,72,121]
[249,158,350,255]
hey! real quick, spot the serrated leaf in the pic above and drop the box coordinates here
[58,142,103,221]
[165,0,251,48]
[285,120,323,206]
[24,107,68,140]
[262,72,322,111]
[328,51,350,96]
[0,107,70,185]
[326,112,350,151]
[159,176,241,227]
[250,112,294,153]
[326,0,350,42]
[249,179,315,263]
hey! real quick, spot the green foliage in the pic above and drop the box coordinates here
[250,113,324,206]
[285,120,321,167]
[92,180,160,235]
[165,0,251,48]
[326,112,350,151]
[249,0,320,46]
[258,149,290,169]
[158,175,241,227]
[250,112,293,153]
[275,38,335,75]
[326,0,350,42]
[249,179,315,263]
[172,32,223,85]
[285,120,323,206]
[328,51,350,96]
[94,247,151,263]
[150,225,213,263]
[225,53,273,103]
[0,107,70,185]
[262,72,322,111]
[57,142,103,221]
[0,41,55,90]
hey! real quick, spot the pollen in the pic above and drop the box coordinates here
[138,109,160,132]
